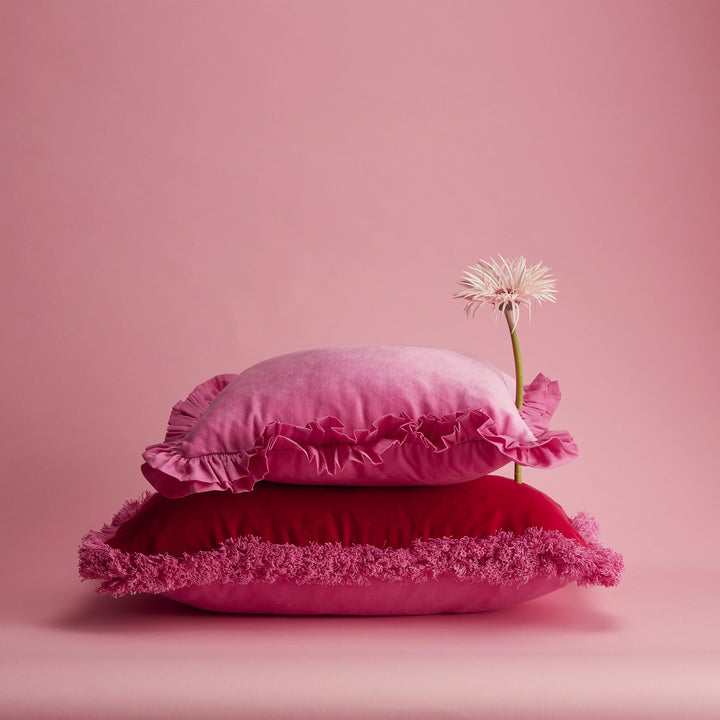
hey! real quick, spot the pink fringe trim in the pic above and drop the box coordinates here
[141,373,578,494]
[79,496,623,599]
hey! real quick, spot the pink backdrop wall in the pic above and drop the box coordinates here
[2,0,719,622]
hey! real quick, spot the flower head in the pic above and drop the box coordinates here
[454,255,557,330]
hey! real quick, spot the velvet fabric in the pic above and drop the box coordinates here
[141,346,578,498]
[163,576,577,615]
[79,477,623,615]
[107,476,586,555]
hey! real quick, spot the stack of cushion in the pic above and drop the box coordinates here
[79,346,623,614]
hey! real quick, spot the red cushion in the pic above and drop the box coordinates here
[108,475,585,556]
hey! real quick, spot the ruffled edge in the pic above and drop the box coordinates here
[78,495,623,598]
[141,372,579,496]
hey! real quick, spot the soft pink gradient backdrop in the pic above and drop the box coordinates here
[2,1,719,717]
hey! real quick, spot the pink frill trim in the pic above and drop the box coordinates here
[141,373,578,494]
[78,495,623,599]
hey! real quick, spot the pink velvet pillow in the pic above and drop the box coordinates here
[141,346,578,498]
[79,476,623,615]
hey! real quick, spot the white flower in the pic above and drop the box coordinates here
[454,255,557,331]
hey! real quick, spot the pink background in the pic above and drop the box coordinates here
[2,1,719,717]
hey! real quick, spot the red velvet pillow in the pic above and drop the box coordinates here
[80,476,622,615]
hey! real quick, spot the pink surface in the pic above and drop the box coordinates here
[2,0,719,716]
[2,571,720,719]
[141,347,576,496]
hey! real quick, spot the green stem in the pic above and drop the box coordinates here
[505,310,523,484]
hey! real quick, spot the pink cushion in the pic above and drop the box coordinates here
[164,576,575,615]
[141,346,578,498]
[79,476,623,615]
